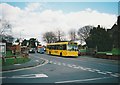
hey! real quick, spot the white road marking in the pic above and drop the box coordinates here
[92,69,100,72]
[110,74,119,77]
[0,77,6,79]
[35,74,48,78]
[114,73,120,76]
[49,61,53,63]
[2,55,119,79]
[85,68,91,70]
[45,59,120,78]
[35,60,39,62]
[62,63,66,66]
[73,66,80,69]
[97,71,107,75]
[58,62,61,65]
[79,67,86,70]
[67,64,73,68]
[106,71,112,74]
[45,56,119,78]
[11,74,48,78]
[55,62,119,77]
[72,65,76,67]
[79,66,84,69]
[81,68,87,70]
[55,77,111,83]
[53,62,57,64]
[88,69,95,72]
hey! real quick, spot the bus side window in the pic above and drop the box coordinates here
[57,45,59,50]
[56,45,59,50]
[49,46,51,49]
[59,45,62,50]
[63,44,66,50]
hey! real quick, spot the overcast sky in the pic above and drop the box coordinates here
[0,2,118,45]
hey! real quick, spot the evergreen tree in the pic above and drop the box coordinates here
[86,25,113,52]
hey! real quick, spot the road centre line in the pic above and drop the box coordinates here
[110,74,119,77]
[55,77,111,83]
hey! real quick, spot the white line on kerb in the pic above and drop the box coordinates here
[55,77,111,83]
[1,58,48,73]
[11,74,48,78]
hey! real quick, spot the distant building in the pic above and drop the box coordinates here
[0,34,14,43]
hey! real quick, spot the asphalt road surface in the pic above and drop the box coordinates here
[1,53,120,83]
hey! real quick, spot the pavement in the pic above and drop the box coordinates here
[2,54,47,71]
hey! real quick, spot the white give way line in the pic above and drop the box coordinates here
[49,60,120,78]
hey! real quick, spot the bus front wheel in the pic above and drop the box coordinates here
[60,53,62,56]
[49,51,51,55]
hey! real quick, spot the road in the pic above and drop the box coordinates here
[1,53,120,83]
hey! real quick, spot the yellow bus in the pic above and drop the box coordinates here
[46,41,78,57]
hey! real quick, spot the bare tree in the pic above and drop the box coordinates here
[0,19,14,43]
[56,30,65,41]
[43,31,57,43]
[78,25,93,44]
[0,19,12,35]
[69,29,77,41]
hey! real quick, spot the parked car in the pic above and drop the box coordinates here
[29,48,35,53]
[37,46,45,54]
